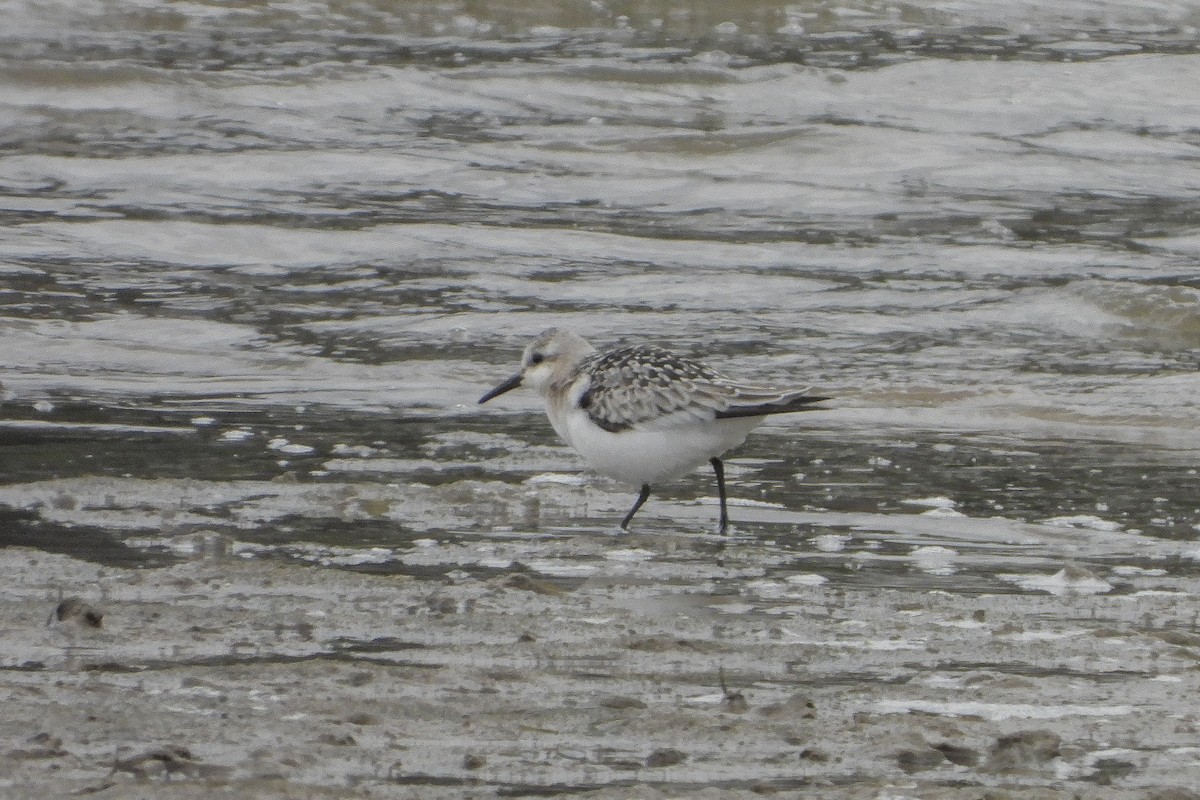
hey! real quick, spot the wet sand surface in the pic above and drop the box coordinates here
[5,514,1200,798]
[5,0,1200,796]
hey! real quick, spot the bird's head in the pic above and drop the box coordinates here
[479,328,596,403]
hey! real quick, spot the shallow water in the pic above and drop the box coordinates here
[2,0,1198,562]
[2,0,1200,795]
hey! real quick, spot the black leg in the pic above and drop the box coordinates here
[710,457,729,534]
[621,484,652,530]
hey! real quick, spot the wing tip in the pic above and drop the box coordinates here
[714,394,830,420]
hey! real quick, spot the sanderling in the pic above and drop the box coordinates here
[480,328,828,533]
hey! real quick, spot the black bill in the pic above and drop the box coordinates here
[479,373,523,404]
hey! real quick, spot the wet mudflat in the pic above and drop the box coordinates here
[3,407,1200,798]
[6,529,1200,800]
[4,0,1200,796]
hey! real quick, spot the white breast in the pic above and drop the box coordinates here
[559,406,760,486]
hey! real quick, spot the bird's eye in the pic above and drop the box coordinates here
[528,353,545,366]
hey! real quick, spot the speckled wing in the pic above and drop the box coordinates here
[573,346,738,432]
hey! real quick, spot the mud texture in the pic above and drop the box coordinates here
[4,539,1200,799]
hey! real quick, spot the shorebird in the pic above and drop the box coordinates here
[479,329,828,533]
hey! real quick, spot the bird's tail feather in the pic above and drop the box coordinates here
[715,388,829,420]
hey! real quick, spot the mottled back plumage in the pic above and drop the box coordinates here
[574,346,734,432]
[574,345,825,432]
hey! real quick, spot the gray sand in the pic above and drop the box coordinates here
[3,541,1199,799]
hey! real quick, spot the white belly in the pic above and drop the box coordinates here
[558,410,760,486]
